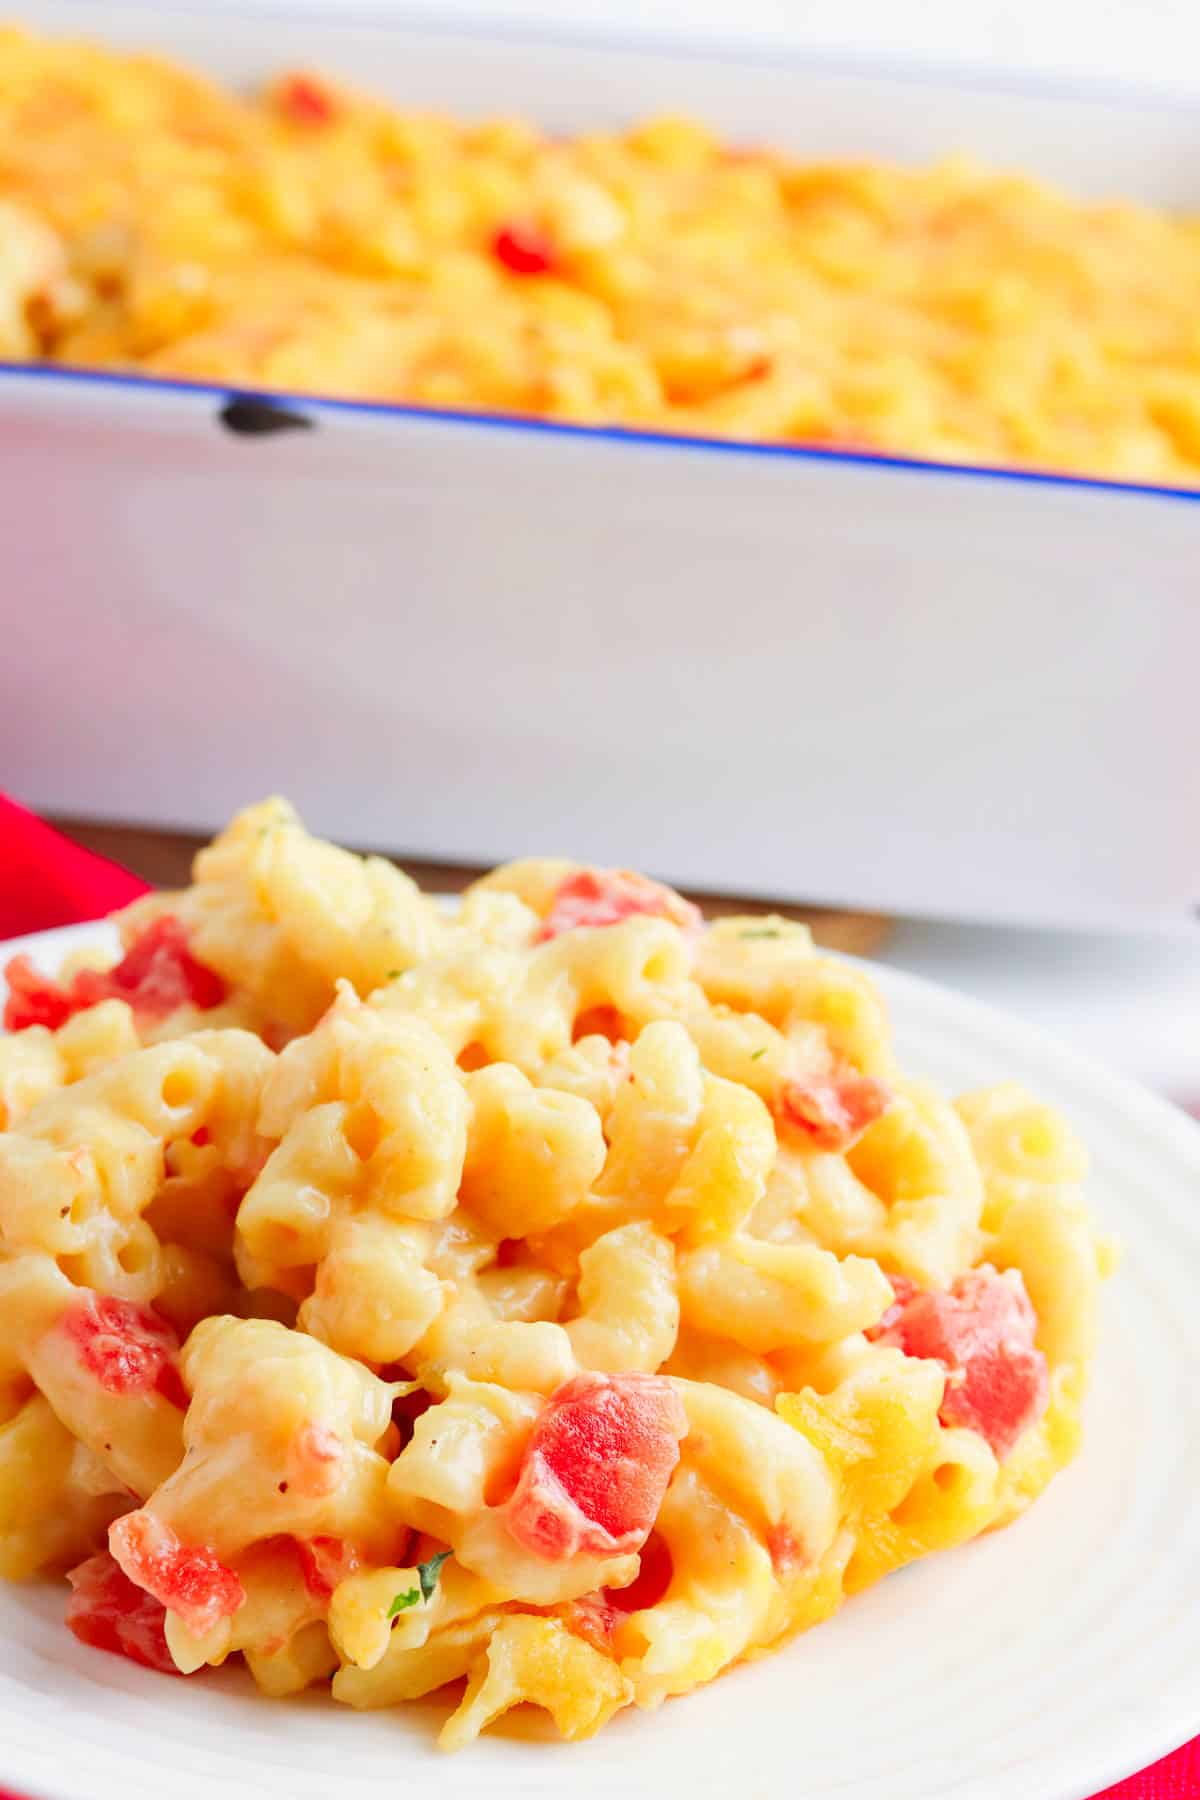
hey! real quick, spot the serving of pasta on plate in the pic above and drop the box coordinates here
[0,800,1112,1751]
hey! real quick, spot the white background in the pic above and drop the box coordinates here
[200,0,1200,95]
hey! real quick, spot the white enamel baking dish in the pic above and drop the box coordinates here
[3,0,1199,930]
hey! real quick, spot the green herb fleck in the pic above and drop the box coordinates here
[418,1550,452,1603]
[386,969,403,980]
[387,1588,420,1619]
[739,927,781,940]
[750,1047,767,1061]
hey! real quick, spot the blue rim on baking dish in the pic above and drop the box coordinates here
[5,361,1200,507]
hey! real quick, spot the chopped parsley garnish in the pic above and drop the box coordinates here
[750,1047,767,1061]
[387,1550,453,1621]
[418,1549,452,1602]
[739,927,782,940]
[385,969,403,980]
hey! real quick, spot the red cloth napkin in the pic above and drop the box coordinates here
[0,797,1196,1800]
[1094,1744,1200,1798]
[0,794,149,937]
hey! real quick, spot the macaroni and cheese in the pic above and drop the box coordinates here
[0,801,1112,1747]
[0,25,1199,484]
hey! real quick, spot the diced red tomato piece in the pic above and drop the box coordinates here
[1,955,75,1030]
[288,1423,343,1497]
[3,956,69,1032]
[765,1523,804,1576]
[66,1551,182,1676]
[2,916,225,1033]
[294,1534,360,1600]
[863,1274,918,1342]
[870,1266,1049,1459]
[776,1064,892,1151]
[109,1511,245,1638]
[82,916,226,1017]
[535,869,702,944]
[63,1294,187,1408]
[504,1372,687,1561]
[276,72,338,124]
[492,220,558,276]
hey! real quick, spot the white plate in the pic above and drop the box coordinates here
[2,922,1199,1800]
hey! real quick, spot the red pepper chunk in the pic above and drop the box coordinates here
[109,1511,245,1639]
[66,1551,182,1676]
[505,1372,687,1561]
[492,220,558,276]
[294,1534,360,1600]
[277,72,338,124]
[536,869,702,943]
[63,1294,187,1409]
[777,1064,892,1151]
[2,916,225,1033]
[869,1266,1049,1460]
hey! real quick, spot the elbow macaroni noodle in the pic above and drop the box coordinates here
[0,799,1112,1747]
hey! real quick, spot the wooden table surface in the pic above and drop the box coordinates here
[50,817,891,958]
